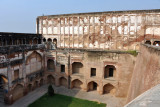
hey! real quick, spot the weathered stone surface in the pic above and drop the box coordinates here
[127,44,160,103]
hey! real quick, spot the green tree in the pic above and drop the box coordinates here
[48,85,54,96]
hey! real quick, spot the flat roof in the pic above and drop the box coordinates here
[37,9,160,18]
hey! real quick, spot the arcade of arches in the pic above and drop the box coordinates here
[46,60,117,95]
[71,79,83,89]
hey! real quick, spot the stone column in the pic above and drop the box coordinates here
[68,53,71,89]
[82,81,87,92]
[55,77,59,87]
[99,82,103,95]
[6,56,12,91]
[22,51,26,83]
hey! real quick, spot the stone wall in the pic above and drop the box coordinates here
[127,44,160,102]
[45,49,136,97]
[37,9,160,50]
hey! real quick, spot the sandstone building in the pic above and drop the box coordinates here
[0,9,160,106]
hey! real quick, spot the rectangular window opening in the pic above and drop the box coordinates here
[91,68,96,77]
[61,65,65,73]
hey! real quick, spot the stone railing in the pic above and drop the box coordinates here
[0,59,23,68]
[0,44,45,54]
[12,78,24,85]
[26,70,44,82]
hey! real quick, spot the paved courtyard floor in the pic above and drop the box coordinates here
[1,85,125,107]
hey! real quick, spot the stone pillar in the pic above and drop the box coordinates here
[22,51,26,83]
[55,77,59,86]
[44,55,47,72]
[151,39,154,46]
[7,61,12,91]
[67,54,71,89]
[83,81,87,92]
[99,82,103,95]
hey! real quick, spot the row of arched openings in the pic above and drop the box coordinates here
[12,78,44,102]
[72,62,116,78]
[0,37,42,46]
[46,74,115,95]
[145,40,160,46]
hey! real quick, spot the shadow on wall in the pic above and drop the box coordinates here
[127,44,160,103]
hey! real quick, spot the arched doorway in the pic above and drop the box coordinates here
[87,81,98,91]
[43,38,46,43]
[47,59,55,71]
[103,84,115,95]
[145,40,151,45]
[72,62,83,74]
[27,84,32,92]
[71,79,83,89]
[59,77,67,87]
[12,84,24,102]
[25,51,42,75]
[47,75,55,85]
[0,75,8,102]
[34,81,39,89]
[53,38,57,48]
[39,79,44,86]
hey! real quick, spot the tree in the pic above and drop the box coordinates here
[48,85,54,96]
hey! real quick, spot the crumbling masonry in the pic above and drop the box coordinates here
[0,9,160,105]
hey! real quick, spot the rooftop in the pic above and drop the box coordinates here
[37,9,160,18]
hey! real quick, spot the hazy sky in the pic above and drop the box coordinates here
[0,0,160,33]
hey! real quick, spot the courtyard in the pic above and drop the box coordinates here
[4,85,125,107]
[28,93,106,107]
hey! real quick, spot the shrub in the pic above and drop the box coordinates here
[48,85,54,96]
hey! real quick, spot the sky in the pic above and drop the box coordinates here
[0,0,160,33]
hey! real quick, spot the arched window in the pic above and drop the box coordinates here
[59,77,67,87]
[53,38,57,46]
[145,40,151,45]
[87,81,98,91]
[153,41,160,46]
[71,79,83,89]
[104,65,116,78]
[103,83,115,95]
[43,38,46,42]
[72,62,83,74]
[47,38,52,42]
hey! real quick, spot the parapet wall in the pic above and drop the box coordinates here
[127,44,160,102]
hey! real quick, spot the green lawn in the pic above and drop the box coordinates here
[28,94,106,107]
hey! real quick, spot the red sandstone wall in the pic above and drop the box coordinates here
[127,44,160,102]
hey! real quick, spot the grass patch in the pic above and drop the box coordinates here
[28,94,106,107]
[126,50,138,56]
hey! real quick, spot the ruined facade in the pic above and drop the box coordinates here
[1,9,160,106]
[0,32,45,103]
[37,9,160,50]
[37,9,160,104]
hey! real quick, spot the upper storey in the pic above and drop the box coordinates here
[0,32,44,54]
[37,9,160,50]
